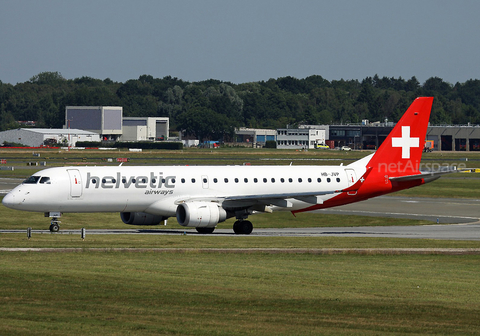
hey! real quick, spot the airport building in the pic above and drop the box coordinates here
[276,128,327,149]
[235,128,277,146]
[426,126,480,151]
[65,106,170,142]
[121,117,169,141]
[0,128,100,147]
[65,106,123,141]
[324,124,480,151]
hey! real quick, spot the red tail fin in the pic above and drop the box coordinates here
[367,97,433,178]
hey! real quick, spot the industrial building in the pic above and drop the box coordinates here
[324,124,480,151]
[65,106,170,142]
[121,117,169,141]
[0,128,100,147]
[426,126,480,151]
[235,128,276,146]
[276,128,327,149]
[65,106,123,141]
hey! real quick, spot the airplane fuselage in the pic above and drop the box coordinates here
[4,164,358,215]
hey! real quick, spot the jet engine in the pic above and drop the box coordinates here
[120,212,167,225]
[176,202,227,228]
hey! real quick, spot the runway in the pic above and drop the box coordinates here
[316,196,480,224]
[0,177,23,195]
[2,222,480,240]
[1,178,479,240]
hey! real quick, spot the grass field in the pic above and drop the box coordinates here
[1,148,480,335]
[1,252,479,335]
[1,146,480,170]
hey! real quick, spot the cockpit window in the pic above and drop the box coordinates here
[39,177,51,184]
[23,176,41,184]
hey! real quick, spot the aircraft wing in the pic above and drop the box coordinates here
[223,189,341,207]
[176,189,342,209]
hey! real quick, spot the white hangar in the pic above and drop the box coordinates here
[0,128,100,147]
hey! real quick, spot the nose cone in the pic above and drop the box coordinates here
[2,191,17,209]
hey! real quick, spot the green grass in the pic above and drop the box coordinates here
[0,252,479,335]
[2,234,480,249]
[1,149,480,335]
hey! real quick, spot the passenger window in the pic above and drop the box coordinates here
[327,178,331,183]
[254,178,258,183]
[23,176,40,184]
[244,178,248,183]
[280,178,285,183]
[191,178,196,183]
[298,178,303,183]
[317,178,321,183]
[122,178,127,183]
[288,178,293,183]
[203,178,207,183]
[336,178,341,183]
[181,178,186,183]
[224,178,229,183]
[308,178,312,183]
[213,178,218,183]
[271,178,275,183]
[263,178,267,183]
[39,177,51,184]
[235,178,239,183]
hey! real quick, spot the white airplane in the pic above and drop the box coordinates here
[2,97,453,234]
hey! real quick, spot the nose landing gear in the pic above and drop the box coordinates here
[45,212,62,232]
[49,219,60,232]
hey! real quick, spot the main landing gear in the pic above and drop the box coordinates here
[194,220,253,235]
[233,220,253,235]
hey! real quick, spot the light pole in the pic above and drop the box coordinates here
[67,118,72,150]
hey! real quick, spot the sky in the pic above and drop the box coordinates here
[1,0,479,85]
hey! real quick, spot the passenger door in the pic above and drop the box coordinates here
[67,169,83,197]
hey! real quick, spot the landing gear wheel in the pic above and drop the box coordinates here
[49,222,60,232]
[196,227,215,234]
[233,220,253,235]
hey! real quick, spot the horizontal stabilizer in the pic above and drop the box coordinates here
[389,168,457,183]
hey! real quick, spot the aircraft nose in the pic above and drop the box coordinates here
[2,191,18,209]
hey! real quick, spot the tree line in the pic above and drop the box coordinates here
[1,71,480,141]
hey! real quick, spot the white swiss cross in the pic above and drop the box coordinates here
[391,126,419,159]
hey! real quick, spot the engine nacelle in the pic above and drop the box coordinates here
[176,202,227,228]
[120,212,167,225]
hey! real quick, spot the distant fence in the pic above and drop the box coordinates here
[75,141,183,150]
